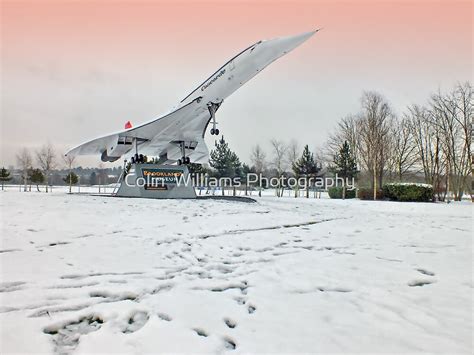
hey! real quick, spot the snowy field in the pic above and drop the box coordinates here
[0,189,472,354]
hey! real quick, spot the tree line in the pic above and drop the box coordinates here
[3,82,471,200]
[6,144,119,193]
[203,136,326,198]
[12,143,81,192]
[326,82,472,201]
[204,82,472,201]
[204,135,358,199]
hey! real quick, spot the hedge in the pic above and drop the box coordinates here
[328,186,356,199]
[382,183,433,202]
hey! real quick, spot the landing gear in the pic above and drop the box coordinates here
[131,153,147,164]
[177,141,191,165]
[208,102,221,135]
[177,157,190,166]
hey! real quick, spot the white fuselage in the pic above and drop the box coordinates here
[66,30,317,164]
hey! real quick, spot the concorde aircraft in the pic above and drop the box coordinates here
[66,30,319,165]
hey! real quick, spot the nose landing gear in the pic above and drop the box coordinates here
[208,102,221,135]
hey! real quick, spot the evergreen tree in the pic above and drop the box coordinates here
[0,167,11,190]
[63,172,78,193]
[210,136,242,195]
[332,140,358,199]
[29,168,44,192]
[187,163,206,174]
[292,145,320,198]
[209,136,242,178]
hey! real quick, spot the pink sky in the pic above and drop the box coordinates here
[3,1,471,67]
[1,0,472,166]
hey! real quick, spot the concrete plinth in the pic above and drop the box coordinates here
[115,164,196,199]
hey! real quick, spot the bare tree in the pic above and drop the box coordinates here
[16,148,32,192]
[326,95,393,200]
[404,83,473,201]
[326,115,359,165]
[387,116,418,181]
[430,83,472,200]
[250,144,266,197]
[287,139,300,197]
[407,104,446,200]
[36,143,56,192]
[357,91,393,199]
[287,140,300,167]
[452,82,472,200]
[270,139,287,197]
[63,154,76,193]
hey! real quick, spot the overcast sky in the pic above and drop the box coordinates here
[1,0,472,168]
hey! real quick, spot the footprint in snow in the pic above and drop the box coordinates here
[157,312,172,321]
[223,337,237,350]
[224,318,237,329]
[234,297,246,305]
[89,290,138,302]
[193,328,208,337]
[43,314,103,354]
[317,287,352,293]
[122,311,149,333]
[408,279,436,287]
[416,268,435,276]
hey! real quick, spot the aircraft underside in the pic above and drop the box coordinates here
[99,100,221,165]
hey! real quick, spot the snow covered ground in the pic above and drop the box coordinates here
[0,189,472,354]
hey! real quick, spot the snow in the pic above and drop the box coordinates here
[384,182,434,188]
[0,189,472,354]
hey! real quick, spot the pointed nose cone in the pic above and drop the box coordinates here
[270,29,319,54]
[286,29,319,47]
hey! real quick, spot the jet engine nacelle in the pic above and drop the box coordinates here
[100,136,134,162]
[101,150,121,162]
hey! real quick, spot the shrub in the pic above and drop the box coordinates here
[328,186,356,199]
[382,183,433,202]
[357,187,383,200]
